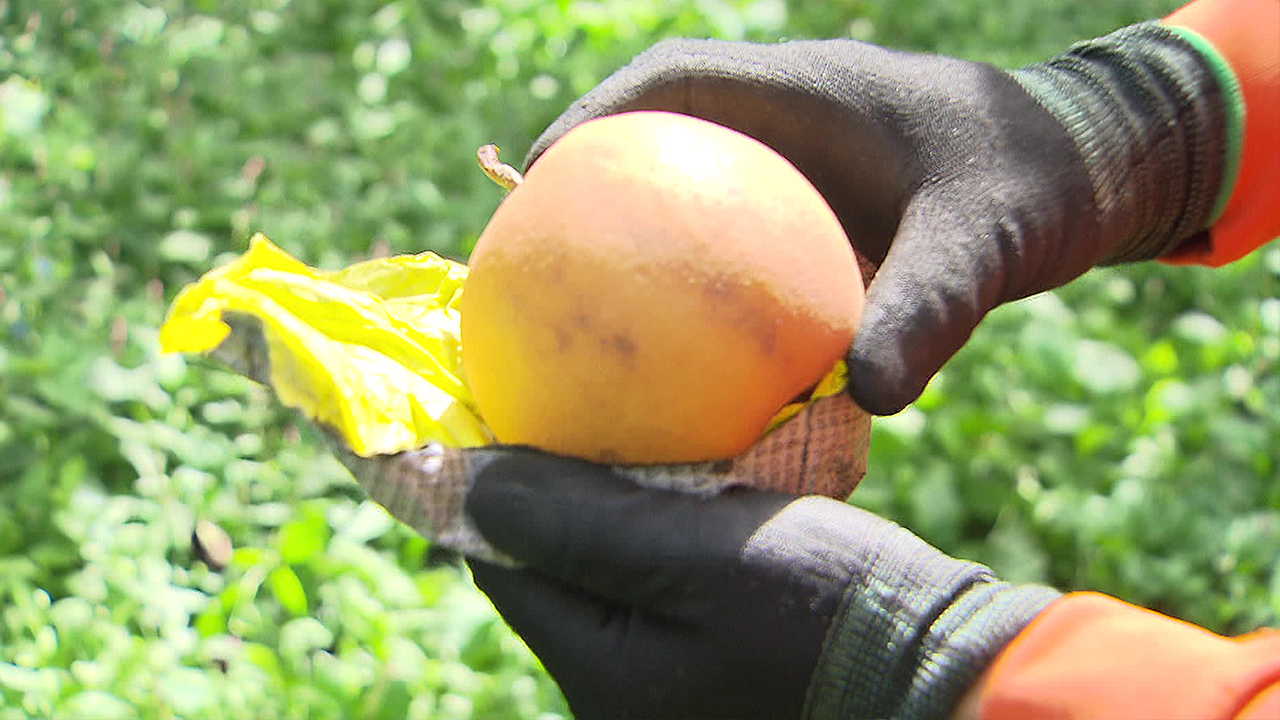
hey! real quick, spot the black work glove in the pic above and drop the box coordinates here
[525,23,1232,414]
[466,449,1061,720]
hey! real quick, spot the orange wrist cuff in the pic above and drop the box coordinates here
[976,592,1280,720]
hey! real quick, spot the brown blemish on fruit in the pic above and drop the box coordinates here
[554,326,574,352]
[752,317,778,356]
[551,313,590,353]
[607,333,637,359]
[554,313,634,360]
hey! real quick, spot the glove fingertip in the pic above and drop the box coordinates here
[844,333,920,417]
[846,203,1002,417]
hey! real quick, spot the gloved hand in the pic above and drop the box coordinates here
[524,24,1234,414]
[465,448,1061,720]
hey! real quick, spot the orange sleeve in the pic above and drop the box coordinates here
[974,592,1280,720]
[1160,0,1280,267]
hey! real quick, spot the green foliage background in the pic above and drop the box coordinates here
[1,0,1277,717]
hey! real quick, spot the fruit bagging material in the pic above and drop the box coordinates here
[159,117,875,563]
[163,237,872,563]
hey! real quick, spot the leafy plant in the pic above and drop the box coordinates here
[2,0,1275,717]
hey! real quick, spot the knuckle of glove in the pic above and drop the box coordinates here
[523,37,841,173]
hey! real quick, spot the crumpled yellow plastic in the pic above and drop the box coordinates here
[160,233,846,460]
[765,360,847,433]
[159,233,490,456]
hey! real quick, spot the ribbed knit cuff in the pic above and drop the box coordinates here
[802,550,1061,720]
[1012,22,1237,264]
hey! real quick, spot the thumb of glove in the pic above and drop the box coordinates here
[846,189,1030,416]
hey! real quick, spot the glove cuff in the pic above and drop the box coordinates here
[1013,22,1242,265]
[802,551,1060,720]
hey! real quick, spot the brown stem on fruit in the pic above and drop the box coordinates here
[477,144,523,191]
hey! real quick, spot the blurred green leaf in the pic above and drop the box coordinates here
[158,230,215,264]
[57,691,138,720]
[277,504,330,566]
[333,500,396,544]
[1071,339,1142,394]
[368,678,414,720]
[268,565,308,617]
[157,666,217,717]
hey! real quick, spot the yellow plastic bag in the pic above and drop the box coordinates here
[159,233,490,456]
